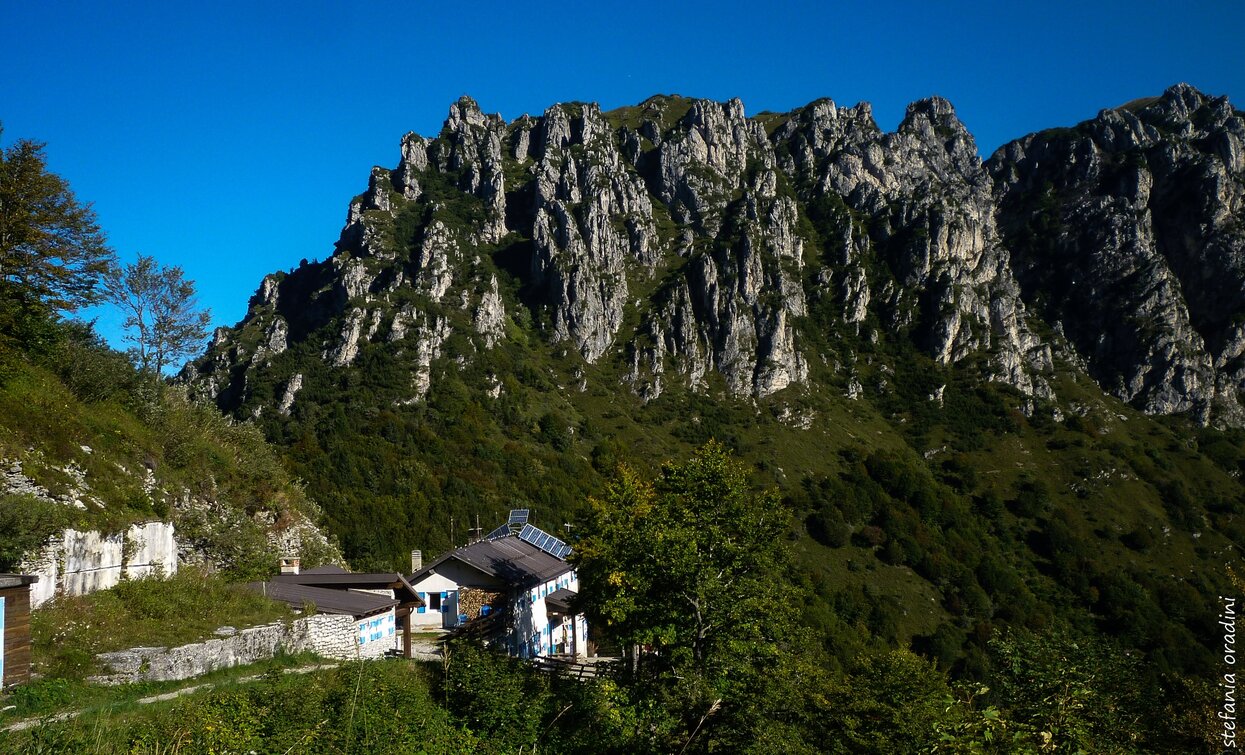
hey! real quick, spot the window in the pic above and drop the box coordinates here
[428,592,441,611]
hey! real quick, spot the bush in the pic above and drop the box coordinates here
[0,493,72,570]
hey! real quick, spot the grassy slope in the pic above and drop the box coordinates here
[0,331,340,574]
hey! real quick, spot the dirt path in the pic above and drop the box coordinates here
[1,663,338,734]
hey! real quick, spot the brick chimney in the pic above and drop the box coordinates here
[410,550,422,573]
[279,556,300,575]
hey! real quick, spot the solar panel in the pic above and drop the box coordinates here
[485,524,511,540]
[517,524,572,560]
[508,509,530,525]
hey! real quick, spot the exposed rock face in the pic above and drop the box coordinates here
[183,85,1245,426]
[474,275,507,347]
[776,96,1053,398]
[19,522,178,607]
[529,102,657,363]
[990,84,1245,425]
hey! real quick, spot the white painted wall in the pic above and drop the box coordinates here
[510,569,582,658]
[355,608,397,657]
[409,572,457,629]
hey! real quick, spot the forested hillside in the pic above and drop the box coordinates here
[181,85,1245,685]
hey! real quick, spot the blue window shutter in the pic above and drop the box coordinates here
[418,592,426,614]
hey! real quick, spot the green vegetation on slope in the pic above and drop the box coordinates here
[0,317,339,575]
[0,445,1222,753]
[30,567,292,680]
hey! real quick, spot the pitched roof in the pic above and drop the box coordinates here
[300,564,348,575]
[272,570,422,605]
[247,580,399,617]
[411,536,571,588]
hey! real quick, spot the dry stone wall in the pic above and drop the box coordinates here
[90,612,386,685]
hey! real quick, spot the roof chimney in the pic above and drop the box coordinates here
[279,556,300,575]
[410,549,422,573]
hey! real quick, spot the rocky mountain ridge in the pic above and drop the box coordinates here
[184,84,1245,428]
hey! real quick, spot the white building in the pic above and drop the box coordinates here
[408,512,588,658]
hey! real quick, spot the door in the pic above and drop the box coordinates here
[441,590,458,628]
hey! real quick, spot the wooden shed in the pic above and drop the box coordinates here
[1,573,38,688]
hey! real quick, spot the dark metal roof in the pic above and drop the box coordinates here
[271,570,422,605]
[411,536,571,588]
[544,588,578,613]
[300,564,348,575]
[247,581,399,617]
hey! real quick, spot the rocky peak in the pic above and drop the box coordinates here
[445,95,488,131]
[988,83,1245,425]
[184,86,1244,428]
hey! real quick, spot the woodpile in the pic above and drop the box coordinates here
[458,587,503,620]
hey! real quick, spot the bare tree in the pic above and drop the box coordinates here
[104,255,210,375]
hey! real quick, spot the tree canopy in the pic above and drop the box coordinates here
[0,124,112,317]
[575,441,794,664]
[572,441,810,751]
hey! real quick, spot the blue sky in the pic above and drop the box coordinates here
[2,1,1242,356]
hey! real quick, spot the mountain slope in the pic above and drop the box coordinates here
[990,83,1245,425]
[0,323,340,578]
[182,85,1245,674]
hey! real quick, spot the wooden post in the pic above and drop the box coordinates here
[401,608,412,659]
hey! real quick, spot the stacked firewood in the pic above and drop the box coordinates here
[458,587,504,619]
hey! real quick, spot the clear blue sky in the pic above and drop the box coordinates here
[3,1,1242,357]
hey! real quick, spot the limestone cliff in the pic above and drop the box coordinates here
[990,84,1245,426]
[183,85,1244,427]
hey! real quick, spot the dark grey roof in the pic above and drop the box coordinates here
[544,588,578,613]
[247,580,398,617]
[300,564,348,575]
[411,536,571,588]
[272,570,421,605]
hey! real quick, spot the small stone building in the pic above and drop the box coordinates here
[248,565,424,658]
[1,573,38,688]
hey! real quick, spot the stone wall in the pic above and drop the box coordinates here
[22,522,178,607]
[90,613,373,685]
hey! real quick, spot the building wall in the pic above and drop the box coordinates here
[1,584,33,687]
[22,522,178,607]
[355,608,397,658]
[410,561,506,629]
[509,569,582,658]
[90,610,399,685]
[409,572,457,629]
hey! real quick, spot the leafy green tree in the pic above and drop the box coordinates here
[104,253,211,375]
[0,125,113,342]
[573,441,804,752]
[987,627,1167,753]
